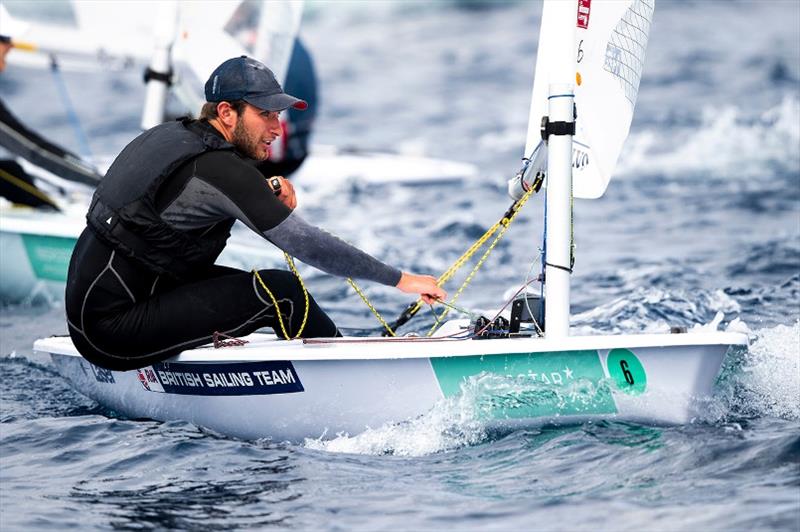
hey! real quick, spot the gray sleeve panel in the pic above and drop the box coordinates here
[160,171,264,233]
[263,213,403,287]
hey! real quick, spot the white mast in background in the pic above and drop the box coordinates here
[141,1,179,130]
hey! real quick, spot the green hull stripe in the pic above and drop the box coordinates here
[21,234,76,282]
[430,350,618,419]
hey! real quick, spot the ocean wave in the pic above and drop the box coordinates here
[303,368,627,457]
[304,386,488,457]
[571,287,742,335]
[618,96,800,180]
[718,321,800,422]
[727,237,800,278]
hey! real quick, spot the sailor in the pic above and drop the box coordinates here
[65,56,446,372]
[256,37,317,179]
[0,34,102,210]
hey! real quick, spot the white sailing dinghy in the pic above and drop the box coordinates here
[34,0,748,442]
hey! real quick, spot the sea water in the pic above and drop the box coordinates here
[1,1,798,530]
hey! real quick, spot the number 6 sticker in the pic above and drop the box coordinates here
[607,349,647,395]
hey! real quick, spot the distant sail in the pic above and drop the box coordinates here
[0,100,101,186]
[526,0,655,199]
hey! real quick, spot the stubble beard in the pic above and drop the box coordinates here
[232,118,267,161]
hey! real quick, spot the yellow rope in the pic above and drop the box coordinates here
[347,186,537,337]
[346,278,397,337]
[0,168,59,208]
[395,217,506,324]
[252,252,310,340]
[10,41,38,52]
[426,186,537,336]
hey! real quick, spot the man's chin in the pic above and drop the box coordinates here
[244,148,269,161]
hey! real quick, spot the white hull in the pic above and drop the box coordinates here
[35,330,748,442]
[0,208,283,303]
[0,147,476,302]
[292,145,477,187]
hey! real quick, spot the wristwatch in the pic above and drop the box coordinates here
[268,176,282,196]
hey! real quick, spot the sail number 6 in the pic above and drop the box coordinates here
[620,360,635,385]
[607,349,647,395]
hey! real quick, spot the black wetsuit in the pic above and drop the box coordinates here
[66,120,401,371]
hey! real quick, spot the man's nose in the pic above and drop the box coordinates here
[270,117,283,136]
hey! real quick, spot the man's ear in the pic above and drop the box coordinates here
[217,102,239,127]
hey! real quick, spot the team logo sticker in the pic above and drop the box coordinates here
[136,361,304,396]
[577,0,591,29]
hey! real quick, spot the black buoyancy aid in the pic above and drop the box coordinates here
[87,119,233,279]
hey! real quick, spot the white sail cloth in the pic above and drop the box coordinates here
[525,0,655,199]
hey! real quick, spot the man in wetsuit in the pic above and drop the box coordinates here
[65,56,446,372]
[0,34,102,209]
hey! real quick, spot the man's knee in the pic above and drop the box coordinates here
[253,269,304,301]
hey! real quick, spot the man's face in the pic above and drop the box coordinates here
[231,104,282,160]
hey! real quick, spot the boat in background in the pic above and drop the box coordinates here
[34,0,748,442]
[0,202,285,304]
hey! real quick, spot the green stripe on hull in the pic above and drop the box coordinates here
[21,234,76,282]
[430,350,617,419]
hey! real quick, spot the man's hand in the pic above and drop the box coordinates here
[268,176,297,209]
[396,272,447,305]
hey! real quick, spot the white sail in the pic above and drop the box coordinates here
[254,1,304,85]
[526,0,655,199]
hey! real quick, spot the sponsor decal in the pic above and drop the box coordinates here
[573,147,590,169]
[606,349,647,395]
[136,361,304,396]
[21,234,75,282]
[430,350,617,419]
[137,367,164,392]
[90,364,115,384]
[577,0,591,29]
[604,44,623,78]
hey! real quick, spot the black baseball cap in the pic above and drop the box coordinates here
[204,56,307,112]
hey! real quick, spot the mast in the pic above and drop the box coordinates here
[141,1,179,130]
[544,0,577,338]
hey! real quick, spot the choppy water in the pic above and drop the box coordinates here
[1,1,799,530]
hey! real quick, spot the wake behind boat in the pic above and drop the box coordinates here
[33,0,749,442]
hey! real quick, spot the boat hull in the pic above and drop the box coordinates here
[37,331,748,442]
[0,227,72,303]
[0,208,283,303]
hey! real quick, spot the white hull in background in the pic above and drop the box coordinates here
[0,145,475,303]
[35,330,748,442]
[291,145,477,187]
[0,206,285,303]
